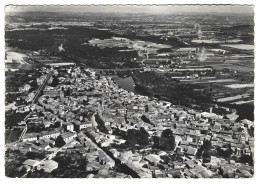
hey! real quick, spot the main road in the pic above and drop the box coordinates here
[32,71,53,104]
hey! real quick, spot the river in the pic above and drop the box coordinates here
[112,76,136,93]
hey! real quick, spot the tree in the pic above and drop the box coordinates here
[160,129,175,151]
[196,139,212,160]
[196,147,203,159]
[78,158,87,171]
[26,151,46,160]
[202,152,211,163]
[21,166,27,175]
[160,155,171,164]
[203,140,212,153]
[145,105,149,112]
[55,136,65,147]
[153,136,160,149]
[51,76,59,87]
[141,115,152,125]
[139,127,149,145]
[217,147,233,158]
[161,129,173,138]
[248,126,254,137]
[239,154,254,166]
[126,127,149,146]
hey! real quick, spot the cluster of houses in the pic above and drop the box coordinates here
[21,159,59,173]
[8,65,254,178]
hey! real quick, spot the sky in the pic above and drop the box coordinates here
[5,5,254,14]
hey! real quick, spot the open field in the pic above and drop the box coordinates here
[216,93,251,102]
[210,63,254,72]
[225,83,254,89]
[181,78,237,84]
[232,100,254,105]
[5,128,24,144]
[88,37,172,51]
[191,39,242,44]
[5,52,30,64]
[220,44,254,50]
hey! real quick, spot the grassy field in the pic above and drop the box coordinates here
[221,44,254,50]
[180,78,237,84]
[210,63,254,72]
[216,93,251,102]
[232,100,254,105]
[225,83,254,89]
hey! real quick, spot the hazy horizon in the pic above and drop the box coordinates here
[5,5,254,15]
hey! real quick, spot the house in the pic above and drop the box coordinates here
[239,170,253,178]
[158,151,167,156]
[19,84,31,92]
[107,134,115,140]
[23,159,40,169]
[220,166,236,178]
[74,121,92,131]
[186,160,197,169]
[39,142,51,150]
[149,165,161,173]
[87,151,99,161]
[101,140,112,147]
[22,133,39,142]
[39,131,52,140]
[144,154,160,165]
[189,165,213,178]
[119,151,133,162]
[37,160,58,173]
[241,119,254,128]
[86,161,102,171]
[87,174,95,178]
[138,172,153,178]
[158,163,170,170]
[61,132,77,144]
[46,139,55,147]
[108,103,127,114]
[104,121,111,126]
[173,160,186,168]
[186,147,197,156]
[21,142,43,153]
[180,141,190,146]
[63,122,74,132]
[39,130,61,140]
[105,125,113,134]
[105,159,115,168]
[109,148,120,158]
[168,170,183,178]
[175,135,182,145]
[113,138,126,145]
